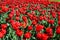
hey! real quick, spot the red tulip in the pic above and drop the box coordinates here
[46,27,53,37]
[16,16,20,21]
[22,16,27,23]
[1,29,6,35]
[16,29,23,37]
[39,16,44,21]
[56,26,60,34]
[36,24,44,32]
[28,26,33,30]
[24,32,31,39]
[16,10,20,16]
[1,24,7,29]
[36,33,42,39]
[0,32,4,38]
[42,34,48,40]
[58,21,60,25]
[32,20,37,25]
[48,20,54,24]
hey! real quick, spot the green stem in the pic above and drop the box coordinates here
[0,38,1,40]
[26,38,30,40]
[26,38,28,40]
[21,28,24,40]
[21,35,23,40]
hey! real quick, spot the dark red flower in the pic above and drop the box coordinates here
[51,12,56,18]
[1,29,6,35]
[48,20,54,24]
[41,10,46,15]
[22,16,27,23]
[9,19,14,22]
[32,20,37,25]
[32,15,38,21]
[43,16,47,20]
[27,13,33,20]
[36,24,44,32]
[16,16,20,21]
[8,10,14,19]
[19,7,26,14]
[56,26,60,34]
[11,22,20,30]
[46,27,53,37]
[24,32,31,39]
[16,29,23,37]
[0,32,4,38]
[16,10,20,16]
[42,34,48,40]
[39,16,44,21]
[1,6,9,12]
[1,24,7,29]
[58,16,60,21]
[36,33,42,39]
[28,26,33,30]
[58,21,60,25]
[9,13,13,19]
[58,12,60,16]
[46,27,52,33]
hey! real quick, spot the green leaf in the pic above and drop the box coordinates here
[41,20,49,27]
[27,10,31,12]
[35,10,40,16]
[31,36,37,40]
[3,11,10,18]
[19,14,23,22]
[28,19,32,26]
[54,18,58,27]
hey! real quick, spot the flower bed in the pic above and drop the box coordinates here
[0,0,60,40]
